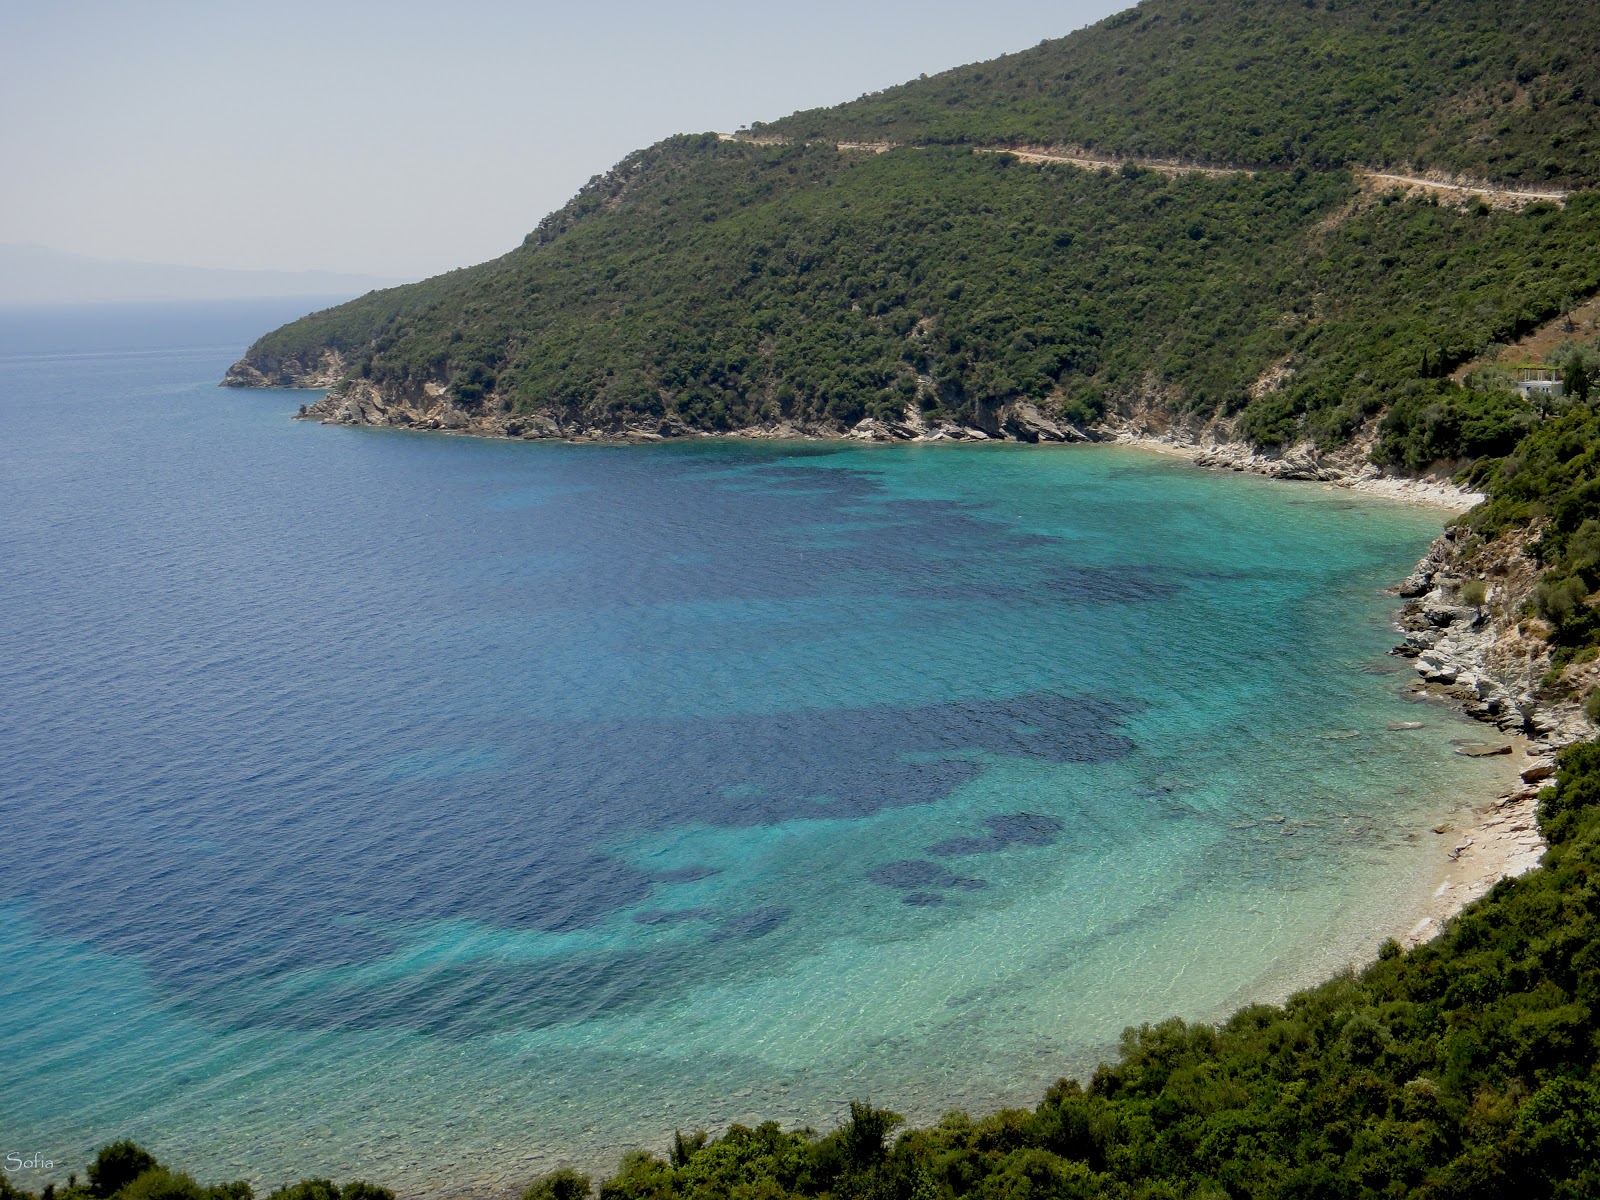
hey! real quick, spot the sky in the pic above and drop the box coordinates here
[1,0,1124,283]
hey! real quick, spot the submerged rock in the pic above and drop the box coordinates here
[1456,742,1514,757]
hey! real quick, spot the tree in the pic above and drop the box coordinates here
[87,1144,158,1199]
[1563,353,1591,404]
[842,1102,903,1170]
[522,1169,591,1200]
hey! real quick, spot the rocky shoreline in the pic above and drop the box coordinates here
[254,374,1102,446]
[1382,522,1595,943]
[237,369,1479,509]
[1104,425,1592,950]
[1129,426,1597,946]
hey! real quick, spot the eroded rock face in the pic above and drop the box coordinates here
[284,371,1108,448]
[842,400,1093,444]
[1192,441,1345,481]
[223,348,345,389]
[1392,523,1595,747]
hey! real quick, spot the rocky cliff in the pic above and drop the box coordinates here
[1393,524,1594,751]
[281,377,1098,445]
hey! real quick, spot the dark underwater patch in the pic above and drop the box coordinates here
[13,683,1134,1038]
[709,905,793,941]
[632,907,716,925]
[4,442,1146,1038]
[647,865,721,883]
[919,566,1180,606]
[869,860,987,892]
[927,811,1065,857]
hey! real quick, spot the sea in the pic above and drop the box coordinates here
[0,300,1521,1195]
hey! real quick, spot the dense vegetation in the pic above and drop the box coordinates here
[761,0,1600,189]
[237,133,1600,452]
[1463,390,1600,664]
[20,745,1600,1199]
[0,1142,388,1200]
[232,0,1600,460]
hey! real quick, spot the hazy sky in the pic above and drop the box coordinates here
[2,0,1124,281]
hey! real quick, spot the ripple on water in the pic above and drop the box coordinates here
[0,314,1524,1191]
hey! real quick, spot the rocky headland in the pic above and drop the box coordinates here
[226,366,1103,447]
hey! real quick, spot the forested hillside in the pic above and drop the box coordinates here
[231,138,1600,453]
[227,0,1599,466]
[763,0,1600,188]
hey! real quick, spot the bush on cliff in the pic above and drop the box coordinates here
[87,1144,157,1199]
[524,1169,593,1200]
[5,1148,392,1200]
[1469,407,1600,661]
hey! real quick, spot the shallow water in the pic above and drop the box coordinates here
[0,303,1516,1194]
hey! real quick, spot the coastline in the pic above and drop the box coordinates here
[272,377,1566,958]
[1127,433,1592,948]
[1101,429,1486,510]
[1403,763,1547,948]
[1101,431,1566,957]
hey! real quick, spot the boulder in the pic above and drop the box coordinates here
[1396,570,1434,598]
[1521,760,1558,784]
[997,401,1086,442]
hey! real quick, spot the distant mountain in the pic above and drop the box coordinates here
[0,243,404,305]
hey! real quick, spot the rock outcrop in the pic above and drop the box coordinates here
[223,348,346,390]
[281,376,1100,446]
[1391,523,1595,756]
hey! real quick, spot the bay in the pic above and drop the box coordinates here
[0,303,1517,1194]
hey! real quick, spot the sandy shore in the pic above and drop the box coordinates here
[1106,431,1484,512]
[1344,474,1485,510]
[1399,745,1550,948]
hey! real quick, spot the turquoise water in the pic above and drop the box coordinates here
[0,304,1519,1195]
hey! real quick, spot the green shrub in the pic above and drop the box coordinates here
[118,1172,203,1200]
[265,1182,383,1200]
[521,1169,591,1200]
[264,1182,338,1200]
[87,1144,158,1199]
[1535,576,1590,625]
[1374,386,1539,469]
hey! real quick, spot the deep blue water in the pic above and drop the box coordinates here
[0,303,1519,1194]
